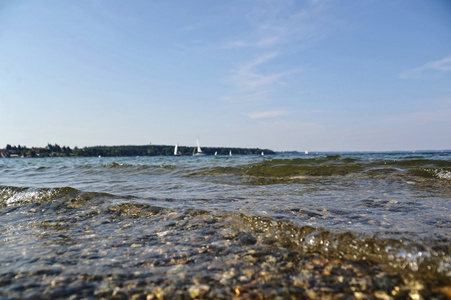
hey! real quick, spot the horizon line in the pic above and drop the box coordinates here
[2,143,450,153]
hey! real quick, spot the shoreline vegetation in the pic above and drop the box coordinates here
[0,144,275,158]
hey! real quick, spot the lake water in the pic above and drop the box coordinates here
[1,152,450,299]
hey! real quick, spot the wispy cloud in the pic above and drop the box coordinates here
[220,90,270,103]
[224,35,281,49]
[225,0,329,49]
[247,109,290,119]
[222,0,329,105]
[400,55,451,79]
[224,53,301,107]
[230,52,289,92]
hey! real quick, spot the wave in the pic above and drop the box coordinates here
[0,185,118,207]
[102,162,178,173]
[408,168,451,180]
[1,186,61,206]
[187,156,451,184]
[67,162,180,178]
[236,213,450,282]
[1,185,449,289]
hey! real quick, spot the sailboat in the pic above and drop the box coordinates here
[229,150,232,156]
[193,138,206,156]
[174,144,181,156]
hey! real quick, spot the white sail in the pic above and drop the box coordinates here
[174,144,178,155]
[229,150,232,156]
[193,138,205,156]
[197,138,202,153]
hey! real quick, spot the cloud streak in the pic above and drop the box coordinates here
[400,55,451,79]
[228,0,328,50]
[222,0,329,106]
[247,109,290,119]
[230,52,290,94]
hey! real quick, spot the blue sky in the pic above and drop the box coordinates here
[1,0,450,151]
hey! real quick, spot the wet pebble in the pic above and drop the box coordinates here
[0,207,447,300]
[188,284,210,298]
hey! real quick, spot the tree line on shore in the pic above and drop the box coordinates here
[1,144,275,158]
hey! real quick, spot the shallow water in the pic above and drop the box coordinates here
[0,152,450,299]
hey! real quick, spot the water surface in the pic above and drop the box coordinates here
[1,152,450,298]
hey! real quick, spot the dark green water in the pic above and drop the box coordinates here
[1,152,450,299]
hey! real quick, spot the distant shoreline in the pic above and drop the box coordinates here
[0,144,275,158]
[2,144,449,158]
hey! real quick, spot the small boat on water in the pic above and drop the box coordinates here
[174,144,182,156]
[305,150,309,155]
[229,150,232,156]
[193,138,206,156]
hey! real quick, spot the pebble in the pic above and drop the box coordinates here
[0,203,447,300]
[439,287,451,298]
[373,290,391,300]
[188,284,210,298]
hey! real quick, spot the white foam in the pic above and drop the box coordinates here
[4,188,56,205]
[435,169,451,180]
[6,190,40,205]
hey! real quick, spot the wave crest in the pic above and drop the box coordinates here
[237,213,451,281]
[187,156,451,184]
[0,186,60,206]
[0,186,116,207]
